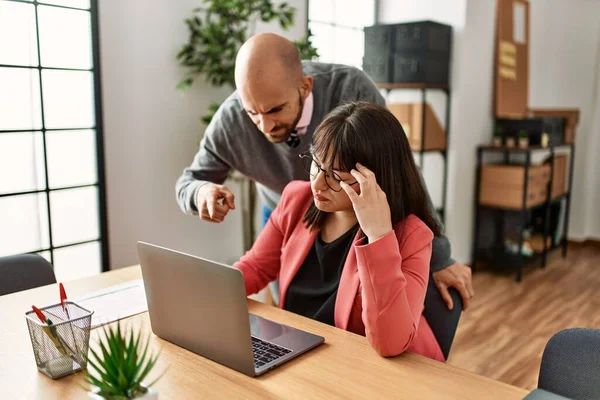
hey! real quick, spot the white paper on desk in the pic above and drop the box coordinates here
[76,279,149,329]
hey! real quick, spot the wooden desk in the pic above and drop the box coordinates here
[0,267,528,399]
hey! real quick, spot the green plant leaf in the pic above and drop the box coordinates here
[117,367,129,393]
[124,329,137,381]
[84,373,106,388]
[136,350,162,387]
[85,347,112,382]
[133,335,153,382]
[144,363,170,389]
[132,334,152,383]
[116,323,126,360]
[101,325,120,367]
[98,337,119,380]
[131,330,142,375]
[85,374,121,397]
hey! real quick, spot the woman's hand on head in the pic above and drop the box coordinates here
[340,163,393,243]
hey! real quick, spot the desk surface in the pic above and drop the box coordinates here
[0,266,528,399]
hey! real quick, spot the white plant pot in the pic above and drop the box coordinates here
[88,386,158,399]
[518,138,529,148]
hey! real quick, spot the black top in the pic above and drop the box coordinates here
[284,224,359,326]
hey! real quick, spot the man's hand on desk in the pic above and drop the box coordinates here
[432,261,474,311]
[196,183,236,223]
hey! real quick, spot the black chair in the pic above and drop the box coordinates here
[523,389,571,399]
[423,274,463,360]
[0,254,57,296]
[537,328,600,400]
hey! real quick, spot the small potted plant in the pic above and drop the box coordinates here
[493,126,503,147]
[85,323,164,399]
[517,130,529,148]
[505,135,516,148]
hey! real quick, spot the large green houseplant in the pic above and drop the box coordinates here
[176,0,319,125]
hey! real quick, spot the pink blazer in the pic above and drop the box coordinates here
[234,181,444,362]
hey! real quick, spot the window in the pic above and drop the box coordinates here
[308,0,377,68]
[0,0,108,281]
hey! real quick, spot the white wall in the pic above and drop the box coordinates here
[447,0,498,262]
[589,65,600,239]
[528,0,600,240]
[98,0,307,269]
[379,0,466,27]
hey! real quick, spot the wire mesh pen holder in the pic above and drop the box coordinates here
[25,301,94,379]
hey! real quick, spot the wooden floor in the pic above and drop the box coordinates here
[447,243,600,390]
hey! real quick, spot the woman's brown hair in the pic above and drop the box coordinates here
[302,101,441,237]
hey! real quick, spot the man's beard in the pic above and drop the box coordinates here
[265,92,304,143]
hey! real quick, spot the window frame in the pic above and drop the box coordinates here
[0,0,109,272]
[306,0,379,67]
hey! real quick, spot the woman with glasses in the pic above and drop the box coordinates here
[234,101,445,361]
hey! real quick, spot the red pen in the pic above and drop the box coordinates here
[59,283,69,317]
[32,305,51,324]
[59,283,78,355]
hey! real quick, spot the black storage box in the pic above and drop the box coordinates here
[364,25,395,58]
[363,20,451,85]
[394,21,451,52]
[364,21,451,56]
[393,51,449,84]
[496,118,565,146]
[362,55,393,83]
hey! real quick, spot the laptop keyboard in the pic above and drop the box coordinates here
[252,336,292,369]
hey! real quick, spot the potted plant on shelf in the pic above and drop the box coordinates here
[505,135,516,148]
[493,126,503,147]
[85,323,164,399]
[518,130,529,148]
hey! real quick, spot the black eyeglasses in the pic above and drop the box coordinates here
[299,151,358,192]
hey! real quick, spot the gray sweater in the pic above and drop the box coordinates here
[175,61,454,272]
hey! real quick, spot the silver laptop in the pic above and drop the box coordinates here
[137,242,324,377]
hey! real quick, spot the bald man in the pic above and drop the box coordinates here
[176,33,474,310]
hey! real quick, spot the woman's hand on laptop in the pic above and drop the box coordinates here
[196,183,236,223]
